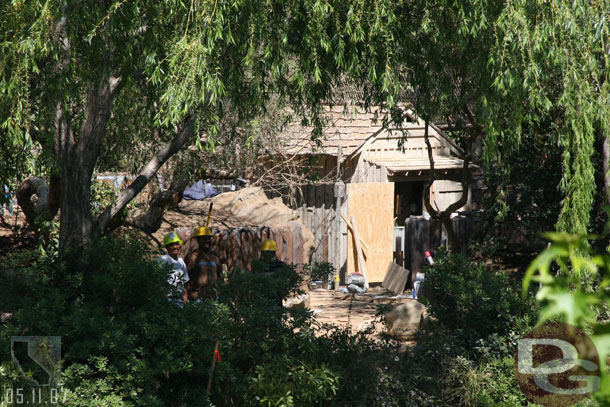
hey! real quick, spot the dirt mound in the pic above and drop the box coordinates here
[154,187,314,262]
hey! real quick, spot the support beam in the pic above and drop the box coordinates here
[334,145,342,290]
[350,216,369,289]
[340,214,369,256]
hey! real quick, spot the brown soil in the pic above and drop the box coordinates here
[0,210,34,258]
[309,289,381,331]
[307,287,418,341]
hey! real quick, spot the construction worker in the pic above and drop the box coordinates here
[257,238,291,306]
[260,239,288,273]
[157,232,190,303]
[186,226,221,300]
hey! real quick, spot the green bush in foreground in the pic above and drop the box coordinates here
[5,238,584,406]
[0,235,415,406]
[524,232,610,406]
[422,251,537,351]
[1,236,230,407]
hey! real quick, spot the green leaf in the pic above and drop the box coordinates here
[537,291,599,326]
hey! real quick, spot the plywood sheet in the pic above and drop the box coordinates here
[382,262,410,294]
[347,182,394,282]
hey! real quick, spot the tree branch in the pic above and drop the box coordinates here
[422,118,440,217]
[95,114,196,236]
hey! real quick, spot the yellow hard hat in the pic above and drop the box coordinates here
[261,239,277,252]
[163,232,182,247]
[193,226,213,237]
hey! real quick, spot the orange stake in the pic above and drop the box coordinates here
[206,341,220,394]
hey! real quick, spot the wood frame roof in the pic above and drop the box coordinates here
[283,105,464,161]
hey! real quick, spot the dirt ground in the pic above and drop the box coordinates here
[307,286,418,338]
[0,209,33,257]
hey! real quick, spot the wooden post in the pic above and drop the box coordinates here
[340,214,369,255]
[206,202,213,227]
[334,145,342,290]
[206,341,220,394]
[350,215,369,289]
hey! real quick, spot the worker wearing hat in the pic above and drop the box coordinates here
[261,239,280,265]
[186,226,222,300]
[157,232,190,303]
[260,238,290,275]
[258,238,291,305]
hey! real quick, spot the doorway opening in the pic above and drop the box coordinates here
[394,181,424,226]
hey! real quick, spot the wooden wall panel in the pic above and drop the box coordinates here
[346,183,394,283]
[340,191,348,282]
[323,157,331,263]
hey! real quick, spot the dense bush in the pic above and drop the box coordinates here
[421,251,537,350]
[0,235,418,406]
[398,252,542,406]
[4,239,575,406]
[1,237,232,406]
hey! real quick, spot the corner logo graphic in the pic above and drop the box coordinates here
[11,336,61,387]
[514,322,600,406]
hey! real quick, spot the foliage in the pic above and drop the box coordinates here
[2,233,549,406]
[90,180,119,218]
[0,0,378,250]
[489,1,610,235]
[524,232,610,405]
[1,235,428,406]
[0,236,230,406]
[34,218,60,257]
[439,355,528,407]
[304,261,336,283]
[396,253,542,406]
[422,252,537,349]
[473,123,564,255]
[246,355,338,407]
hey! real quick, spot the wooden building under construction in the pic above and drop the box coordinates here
[277,106,481,283]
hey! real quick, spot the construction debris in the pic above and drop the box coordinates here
[382,262,412,294]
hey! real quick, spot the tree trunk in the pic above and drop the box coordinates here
[16,175,60,225]
[422,117,472,253]
[58,156,95,251]
[440,212,461,253]
[602,136,610,204]
[50,3,199,254]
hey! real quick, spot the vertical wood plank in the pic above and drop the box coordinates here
[350,215,370,289]
[316,180,324,263]
[323,157,332,263]
[340,188,348,283]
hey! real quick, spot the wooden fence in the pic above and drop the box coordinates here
[402,216,480,274]
[175,222,306,275]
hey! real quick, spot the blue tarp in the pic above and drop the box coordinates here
[183,180,220,200]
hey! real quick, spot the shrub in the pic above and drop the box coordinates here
[422,252,537,350]
[304,262,336,283]
[1,236,231,406]
[246,355,339,406]
[1,236,547,407]
[0,235,343,406]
